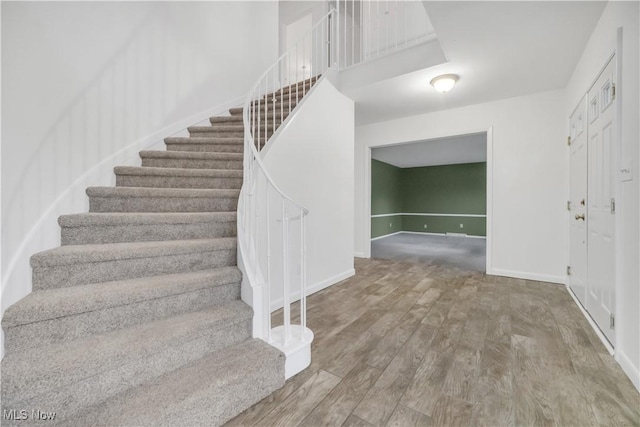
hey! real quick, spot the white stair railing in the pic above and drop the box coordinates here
[238,9,336,379]
[335,0,434,68]
[238,2,431,379]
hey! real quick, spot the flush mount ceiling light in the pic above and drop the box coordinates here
[430,74,458,93]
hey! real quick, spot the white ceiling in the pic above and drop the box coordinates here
[351,1,607,125]
[371,132,487,168]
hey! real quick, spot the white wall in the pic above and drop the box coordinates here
[263,77,355,307]
[279,0,328,55]
[1,2,279,321]
[355,89,567,284]
[565,1,639,390]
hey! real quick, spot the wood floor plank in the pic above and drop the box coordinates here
[420,302,450,327]
[352,323,437,425]
[430,394,474,427]
[364,304,431,369]
[342,414,374,427]
[255,369,341,427]
[301,363,382,427]
[441,344,482,402]
[385,404,432,427]
[400,348,454,417]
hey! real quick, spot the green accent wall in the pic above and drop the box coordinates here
[371,159,403,215]
[371,160,487,238]
[371,215,403,238]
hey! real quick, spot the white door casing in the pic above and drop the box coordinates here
[586,56,617,346]
[569,96,588,307]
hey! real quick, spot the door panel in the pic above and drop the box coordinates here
[569,97,588,306]
[586,57,616,346]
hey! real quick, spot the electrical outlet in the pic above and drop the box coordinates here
[424,224,427,229]
[459,223,464,228]
[389,222,392,227]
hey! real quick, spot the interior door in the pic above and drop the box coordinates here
[586,56,617,346]
[569,97,588,306]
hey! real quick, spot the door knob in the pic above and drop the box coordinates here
[575,214,585,221]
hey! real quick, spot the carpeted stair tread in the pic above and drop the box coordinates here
[114,166,243,178]
[87,186,240,199]
[87,186,240,213]
[229,107,287,116]
[139,150,243,170]
[31,238,236,267]
[71,338,285,427]
[3,267,242,328]
[1,301,253,405]
[210,115,244,124]
[164,136,243,145]
[188,125,244,133]
[59,212,237,227]
[114,166,243,189]
[140,150,242,161]
[2,268,243,354]
[2,268,243,353]
[59,212,237,245]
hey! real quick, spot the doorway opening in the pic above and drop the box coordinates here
[369,132,488,273]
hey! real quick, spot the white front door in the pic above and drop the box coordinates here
[586,56,617,346]
[569,96,588,306]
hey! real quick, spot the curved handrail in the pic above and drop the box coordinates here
[237,9,335,357]
[240,9,336,214]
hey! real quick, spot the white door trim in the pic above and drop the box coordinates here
[364,127,494,275]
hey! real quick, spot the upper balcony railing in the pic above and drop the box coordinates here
[335,0,434,68]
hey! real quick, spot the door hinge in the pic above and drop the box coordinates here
[610,313,615,329]
[567,136,571,146]
[611,198,616,214]
[567,266,571,276]
[567,200,571,211]
[612,83,616,101]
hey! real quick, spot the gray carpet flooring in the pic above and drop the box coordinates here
[371,232,486,272]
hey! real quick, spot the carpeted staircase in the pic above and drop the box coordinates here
[1,79,315,426]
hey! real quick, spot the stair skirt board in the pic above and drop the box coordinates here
[0,80,320,426]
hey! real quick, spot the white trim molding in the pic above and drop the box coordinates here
[270,269,356,312]
[371,231,487,240]
[617,350,640,392]
[566,285,615,355]
[371,212,487,218]
[490,268,566,285]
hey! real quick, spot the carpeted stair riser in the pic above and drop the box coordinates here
[115,167,243,190]
[69,339,285,427]
[31,238,237,290]
[1,303,253,423]
[60,212,236,245]
[210,115,245,124]
[189,129,245,138]
[87,187,239,213]
[3,268,242,354]
[3,272,240,354]
[165,137,244,153]
[229,107,288,117]
[140,150,242,170]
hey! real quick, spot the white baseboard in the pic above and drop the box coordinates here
[617,349,640,392]
[566,286,615,355]
[490,268,566,285]
[371,231,487,240]
[370,231,403,241]
[270,268,356,311]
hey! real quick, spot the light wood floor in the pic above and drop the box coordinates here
[227,258,640,426]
